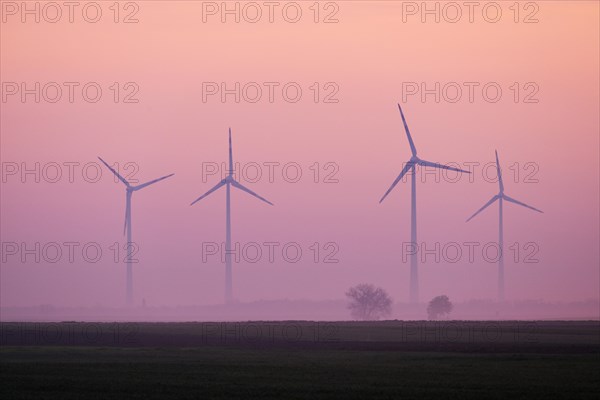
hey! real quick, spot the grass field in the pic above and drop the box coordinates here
[1,321,599,399]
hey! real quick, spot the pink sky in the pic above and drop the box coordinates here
[1,1,598,307]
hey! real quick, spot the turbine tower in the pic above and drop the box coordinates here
[191,128,273,304]
[466,150,543,301]
[98,157,174,306]
[379,105,471,303]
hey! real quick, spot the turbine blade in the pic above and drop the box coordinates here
[231,180,274,206]
[398,104,417,156]
[133,173,174,191]
[190,180,226,206]
[228,128,233,177]
[466,195,499,222]
[503,195,543,213]
[98,157,129,186]
[495,150,504,192]
[418,159,471,174]
[379,161,414,203]
[123,192,131,235]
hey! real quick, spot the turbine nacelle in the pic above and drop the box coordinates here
[98,156,174,236]
[379,107,471,204]
[98,157,174,192]
[466,151,542,222]
[191,129,274,207]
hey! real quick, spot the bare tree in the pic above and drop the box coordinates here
[427,295,453,320]
[346,284,392,320]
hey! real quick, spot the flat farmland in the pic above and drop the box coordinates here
[1,321,598,399]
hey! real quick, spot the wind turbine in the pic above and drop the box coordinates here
[98,157,174,306]
[379,105,471,303]
[466,150,542,301]
[190,128,273,304]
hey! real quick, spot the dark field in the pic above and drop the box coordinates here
[1,321,599,399]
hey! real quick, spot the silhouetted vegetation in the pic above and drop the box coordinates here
[346,284,392,320]
[427,295,453,320]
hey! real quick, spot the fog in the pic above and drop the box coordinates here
[2,2,598,321]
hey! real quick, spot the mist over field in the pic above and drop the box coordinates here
[2,299,599,323]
